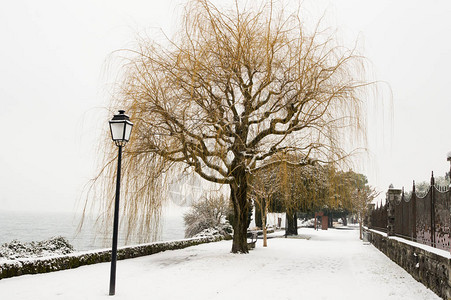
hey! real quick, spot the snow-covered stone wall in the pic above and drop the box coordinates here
[0,235,225,280]
[367,229,451,299]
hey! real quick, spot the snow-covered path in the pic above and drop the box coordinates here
[0,228,440,300]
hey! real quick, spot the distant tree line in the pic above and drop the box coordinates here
[249,155,376,240]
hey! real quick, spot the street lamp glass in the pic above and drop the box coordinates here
[109,110,133,146]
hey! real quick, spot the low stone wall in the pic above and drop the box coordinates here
[0,235,225,280]
[367,229,451,299]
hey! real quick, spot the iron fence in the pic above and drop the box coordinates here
[369,173,451,251]
[370,202,388,233]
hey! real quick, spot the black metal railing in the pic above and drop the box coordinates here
[370,173,450,251]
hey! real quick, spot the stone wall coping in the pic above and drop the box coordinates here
[368,228,451,259]
[367,228,387,237]
[0,235,226,280]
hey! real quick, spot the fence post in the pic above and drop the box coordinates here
[401,187,405,235]
[412,180,417,241]
[431,172,436,247]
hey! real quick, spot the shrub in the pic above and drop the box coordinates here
[0,236,74,260]
[184,194,232,238]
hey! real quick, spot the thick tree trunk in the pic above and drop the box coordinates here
[286,211,298,235]
[255,203,263,228]
[231,207,249,253]
[255,198,266,229]
[230,170,250,253]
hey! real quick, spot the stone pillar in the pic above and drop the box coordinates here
[386,184,402,236]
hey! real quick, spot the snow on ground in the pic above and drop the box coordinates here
[0,228,439,300]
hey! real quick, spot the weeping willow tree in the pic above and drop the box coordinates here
[85,0,370,253]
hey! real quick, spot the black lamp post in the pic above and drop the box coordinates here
[108,110,133,296]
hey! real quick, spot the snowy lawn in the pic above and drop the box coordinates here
[0,228,439,300]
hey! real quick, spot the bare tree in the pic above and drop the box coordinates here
[353,186,379,239]
[249,165,280,247]
[184,194,230,238]
[93,0,369,253]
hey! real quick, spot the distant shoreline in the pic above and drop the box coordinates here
[0,210,185,251]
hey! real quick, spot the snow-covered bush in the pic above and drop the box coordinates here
[184,194,232,238]
[298,218,315,228]
[193,224,233,238]
[0,236,74,260]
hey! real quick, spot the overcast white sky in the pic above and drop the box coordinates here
[1,0,451,213]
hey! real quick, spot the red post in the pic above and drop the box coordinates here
[322,216,328,230]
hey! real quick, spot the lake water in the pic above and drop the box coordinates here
[0,211,186,251]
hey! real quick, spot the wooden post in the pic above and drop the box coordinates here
[322,216,328,230]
